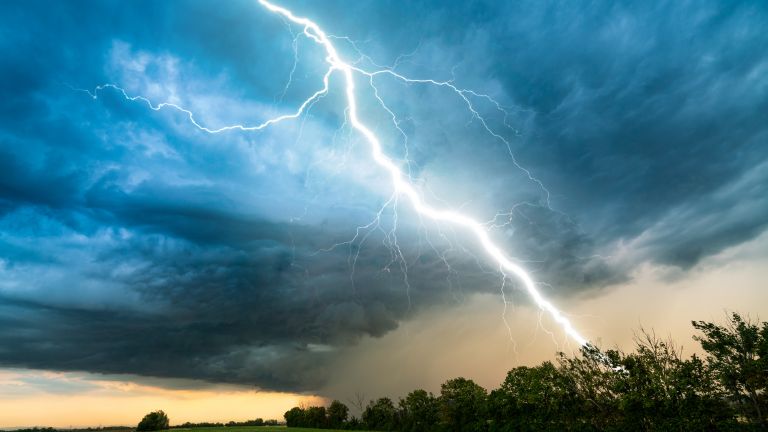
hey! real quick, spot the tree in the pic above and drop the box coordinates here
[136,410,169,431]
[363,397,398,431]
[328,400,350,428]
[490,362,578,431]
[275,314,768,431]
[306,406,328,428]
[555,345,623,430]
[399,389,438,432]
[438,378,487,432]
[284,406,306,427]
[347,416,363,430]
[614,330,733,431]
[693,313,768,427]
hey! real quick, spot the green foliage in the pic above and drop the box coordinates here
[284,407,306,428]
[613,331,734,431]
[285,402,350,430]
[222,419,269,427]
[398,389,438,432]
[438,378,487,432]
[362,397,398,431]
[306,406,329,429]
[278,313,764,432]
[554,345,623,430]
[328,400,350,429]
[137,410,170,432]
[693,313,768,427]
[490,362,579,431]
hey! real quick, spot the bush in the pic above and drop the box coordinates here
[137,410,170,431]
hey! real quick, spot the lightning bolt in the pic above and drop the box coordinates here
[256,0,588,347]
[81,0,591,348]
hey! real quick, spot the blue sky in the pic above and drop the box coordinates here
[1,0,767,400]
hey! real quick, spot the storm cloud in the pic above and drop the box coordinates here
[0,0,766,392]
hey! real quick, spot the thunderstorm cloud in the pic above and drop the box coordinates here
[0,0,766,391]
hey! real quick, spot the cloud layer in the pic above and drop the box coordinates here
[0,0,766,392]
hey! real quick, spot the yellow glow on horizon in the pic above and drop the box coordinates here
[0,371,325,428]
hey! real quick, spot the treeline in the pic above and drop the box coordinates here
[12,428,132,432]
[285,313,767,431]
[170,419,279,428]
[12,429,59,432]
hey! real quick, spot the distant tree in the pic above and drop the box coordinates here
[137,410,170,431]
[328,400,350,428]
[693,313,768,427]
[489,362,578,431]
[399,389,438,432]
[172,421,223,428]
[614,330,734,431]
[346,415,363,430]
[15,428,57,432]
[224,419,264,427]
[438,378,487,432]
[306,406,328,428]
[554,345,623,430]
[363,397,398,431]
[284,406,306,427]
[347,391,367,414]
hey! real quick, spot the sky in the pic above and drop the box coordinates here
[1,0,767,427]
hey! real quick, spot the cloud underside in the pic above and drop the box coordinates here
[0,0,766,391]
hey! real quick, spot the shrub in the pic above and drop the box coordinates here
[137,410,170,431]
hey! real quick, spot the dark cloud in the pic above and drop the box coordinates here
[0,0,766,392]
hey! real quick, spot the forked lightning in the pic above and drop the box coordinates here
[83,0,591,348]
